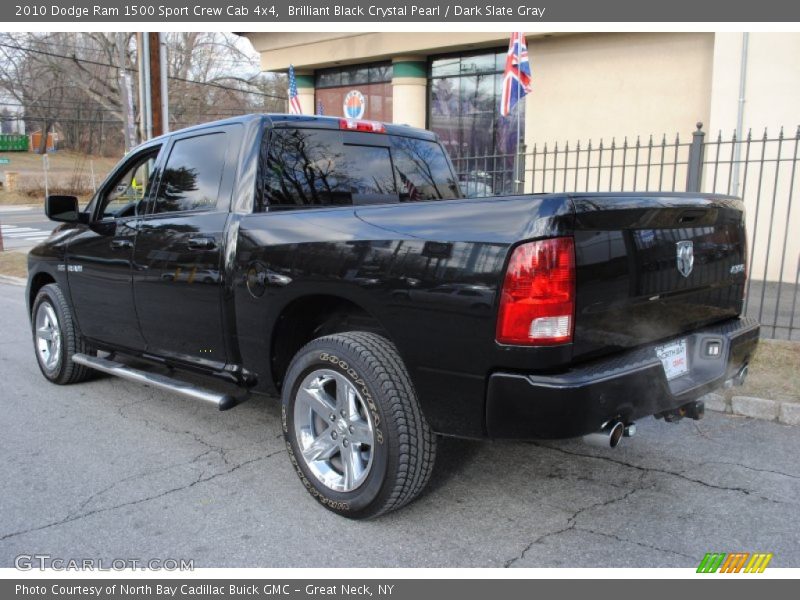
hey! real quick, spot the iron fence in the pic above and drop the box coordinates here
[453,123,800,341]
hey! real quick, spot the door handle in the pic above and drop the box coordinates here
[110,238,133,250]
[187,237,216,250]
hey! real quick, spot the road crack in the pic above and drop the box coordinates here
[0,448,285,543]
[529,442,795,506]
[504,476,651,567]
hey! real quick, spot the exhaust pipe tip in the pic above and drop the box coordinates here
[584,420,625,448]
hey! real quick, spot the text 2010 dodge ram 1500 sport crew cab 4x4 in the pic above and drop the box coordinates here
[27,114,759,518]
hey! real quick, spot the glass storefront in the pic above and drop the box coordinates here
[428,49,526,195]
[315,62,393,122]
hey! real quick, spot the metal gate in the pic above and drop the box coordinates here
[453,124,800,340]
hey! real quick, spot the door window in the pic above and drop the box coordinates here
[98,148,160,220]
[154,132,227,214]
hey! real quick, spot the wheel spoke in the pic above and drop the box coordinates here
[346,385,360,420]
[302,429,338,462]
[341,443,363,489]
[37,327,53,341]
[297,385,336,420]
[334,374,352,412]
[349,421,373,446]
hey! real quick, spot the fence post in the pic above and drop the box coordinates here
[516,142,527,193]
[686,122,706,192]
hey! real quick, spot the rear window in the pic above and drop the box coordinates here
[390,136,460,201]
[258,128,460,211]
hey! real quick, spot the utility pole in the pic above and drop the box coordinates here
[158,33,169,135]
[116,32,136,153]
[148,32,164,137]
[136,33,151,142]
[136,33,169,141]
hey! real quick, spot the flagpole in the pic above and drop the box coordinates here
[514,33,521,194]
[516,66,521,194]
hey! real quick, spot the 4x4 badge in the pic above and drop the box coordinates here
[676,241,694,277]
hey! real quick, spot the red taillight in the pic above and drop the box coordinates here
[339,118,386,133]
[496,237,576,345]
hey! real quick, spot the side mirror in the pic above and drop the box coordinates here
[45,195,88,223]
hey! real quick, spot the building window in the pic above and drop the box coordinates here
[428,49,525,195]
[314,62,393,122]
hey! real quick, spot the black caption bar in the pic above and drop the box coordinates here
[4,580,796,600]
[3,0,800,22]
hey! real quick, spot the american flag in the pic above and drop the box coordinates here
[398,170,420,201]
[288,64,302,114]
[500,32,532,117]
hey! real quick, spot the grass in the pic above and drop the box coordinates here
[0,251,28,278]
[724,338,800,403]
[0,150,118,205]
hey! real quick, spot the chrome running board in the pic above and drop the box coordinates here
[72,353,239,411]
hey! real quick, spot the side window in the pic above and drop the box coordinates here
[154,132,226,214]
[98,148,160,220]
[390,136,461,201]
[261,128,397,210]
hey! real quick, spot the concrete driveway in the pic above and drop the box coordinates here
[0,282,798,568]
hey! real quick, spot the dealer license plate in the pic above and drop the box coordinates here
[655,339,689,380]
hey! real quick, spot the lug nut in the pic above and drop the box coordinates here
[340,410,347,418]
[330,413,336,421]
[342,439,349,447]
[348,425,354,434]
[331,431,338,440]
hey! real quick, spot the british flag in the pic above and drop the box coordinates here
[500,32,532,117]
[288,64,302,115]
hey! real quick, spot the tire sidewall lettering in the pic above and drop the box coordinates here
[282,405,351,511]
[319,352,383,442]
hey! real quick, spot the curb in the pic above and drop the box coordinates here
[700,392,799,426]
[0,274,26,286]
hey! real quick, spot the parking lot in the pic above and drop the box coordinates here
[0,281,798,568]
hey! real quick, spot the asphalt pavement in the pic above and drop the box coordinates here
[0,205,56,251]
[0,282,799,568]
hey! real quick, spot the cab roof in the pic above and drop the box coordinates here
[145,113,438,145]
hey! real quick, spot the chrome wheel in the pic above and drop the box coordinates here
[293,368,375,493]
[35,301,61,371]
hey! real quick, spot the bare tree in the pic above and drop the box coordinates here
[0,32,285,157]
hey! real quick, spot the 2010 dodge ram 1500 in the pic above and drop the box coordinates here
[27,114,759,518]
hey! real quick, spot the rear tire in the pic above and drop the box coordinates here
[282,331,436,519]
[31,283,93,384]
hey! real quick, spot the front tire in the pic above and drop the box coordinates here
[282,332,436,519]
[31,283,93,384]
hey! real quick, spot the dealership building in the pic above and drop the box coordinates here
[244,32,798,158]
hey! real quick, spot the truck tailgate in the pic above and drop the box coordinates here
[570,194,747,360]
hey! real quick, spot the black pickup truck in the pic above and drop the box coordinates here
[27,114,758,518]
